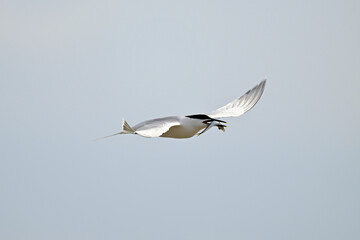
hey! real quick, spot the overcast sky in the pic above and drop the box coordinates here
[1,0,359,239]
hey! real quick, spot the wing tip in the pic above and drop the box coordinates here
[260,78,267,87]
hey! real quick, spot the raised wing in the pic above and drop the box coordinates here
[132,116,181,138]
[208,79,266,119]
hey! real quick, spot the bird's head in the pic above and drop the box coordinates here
[201,119,228,134]
[204,120,227,131]
[186,114,227,135]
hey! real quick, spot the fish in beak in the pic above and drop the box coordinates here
[197,120,227,136]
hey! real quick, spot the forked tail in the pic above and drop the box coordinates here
[121,119,135,134]
[94,118,135,141]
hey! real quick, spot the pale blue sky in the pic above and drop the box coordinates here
[1,0,359,239]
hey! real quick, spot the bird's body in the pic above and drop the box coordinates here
[155,116,205,139]
[98,79,266,140]
[132,116,204,139]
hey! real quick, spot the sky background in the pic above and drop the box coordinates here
[1,0,359,239]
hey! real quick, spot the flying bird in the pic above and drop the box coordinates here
[98,79,266,139]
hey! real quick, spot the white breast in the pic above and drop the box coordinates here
[160,117,206,139]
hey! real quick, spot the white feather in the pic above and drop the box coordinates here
[132,116,182,138]
[208,79,266,119]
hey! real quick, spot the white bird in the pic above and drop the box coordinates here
[98,79,266,139]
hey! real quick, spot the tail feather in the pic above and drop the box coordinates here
[122,119,135,133]
[94,118,135,141]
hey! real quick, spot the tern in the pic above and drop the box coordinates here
[99,79,266,139]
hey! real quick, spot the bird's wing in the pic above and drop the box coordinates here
[208,79,266,119]
[133,117,181,138]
